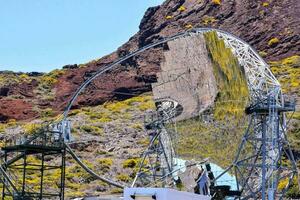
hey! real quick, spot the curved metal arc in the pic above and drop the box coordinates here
[64,143,125,188]
[59,28,283,191]
[62,28,279,121]
[62,31,188,120]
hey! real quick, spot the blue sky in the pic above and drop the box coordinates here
[0,0,164,72]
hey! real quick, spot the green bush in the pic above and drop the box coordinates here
[19,73,31,82]
[259,51,267,57]
[80,125,103,135]
[202,16,217,25]
[131,123,143,130]
[97,158,113,172]
[38,69,65,90]
[178,6,186,12]
[41,108,54,118]
[116,174,131,182]
[268,37,279,46]
[123,158,139,168]
[105,101,130,113]
[111,188,123,194]
[23,123,42,135]
[165,15,173,20]
[212,0,221,5]
[138,101,155,111]
[40,76,57,88]
[185,24,193,29]
[0,123,6,133]
[278,176,300,198]
[68,109,81,116]
[0,72,26,87]
[269,55,300,94]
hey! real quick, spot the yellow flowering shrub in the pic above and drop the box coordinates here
[178,6,186,12]
[262,2,269,7]
[212,0,221,5]
[268,37,279,46]
[185,24,193,29]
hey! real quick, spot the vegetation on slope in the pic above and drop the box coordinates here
[0,94,155,199]
[270,55,300,198]
[0,71,33,87]
[269,55,300,155]
[35,69,65,101]
[0,39,298,199]
[270,55,300,95]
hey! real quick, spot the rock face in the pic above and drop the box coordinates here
[0,0,299,121]
[0,99,38,121]
[152,34,217,121]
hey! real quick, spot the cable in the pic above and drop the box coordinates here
[61,28,278,121]
[64,142,124,189]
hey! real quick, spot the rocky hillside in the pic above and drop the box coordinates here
[0,0,299,121]
[0,0,300,198]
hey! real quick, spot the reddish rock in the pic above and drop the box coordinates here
[0,99,38,122]
[0,0,299,121]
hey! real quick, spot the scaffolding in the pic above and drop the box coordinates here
[0,129,66,200]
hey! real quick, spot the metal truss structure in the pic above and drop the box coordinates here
[59,28,297,199]
[131,100,178,188]
[0,28,297,200]
[130,125,174,188]
[214,90,297,199]
[215,31,280,100]
[0,128,66,200]
[61,28,281,120]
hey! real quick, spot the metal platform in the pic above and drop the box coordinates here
[0,130,66,200]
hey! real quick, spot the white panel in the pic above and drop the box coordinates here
[124,188,211,200]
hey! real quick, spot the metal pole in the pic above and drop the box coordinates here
[22,151,27,197]
[158,136,172,174]
[39,152,44,200]
[60,149,66,200]
[261,116,267,200]
[2,152,7,200]
[131,131,160,187]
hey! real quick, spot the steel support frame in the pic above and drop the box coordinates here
[132,124,175,187]
[230,95,297,200]
[61,28,281,120]
[0,28,292,199]
[1,153,8,199]
[44,27,295,195]
[1,148,66,200]
[128,29,297,197]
